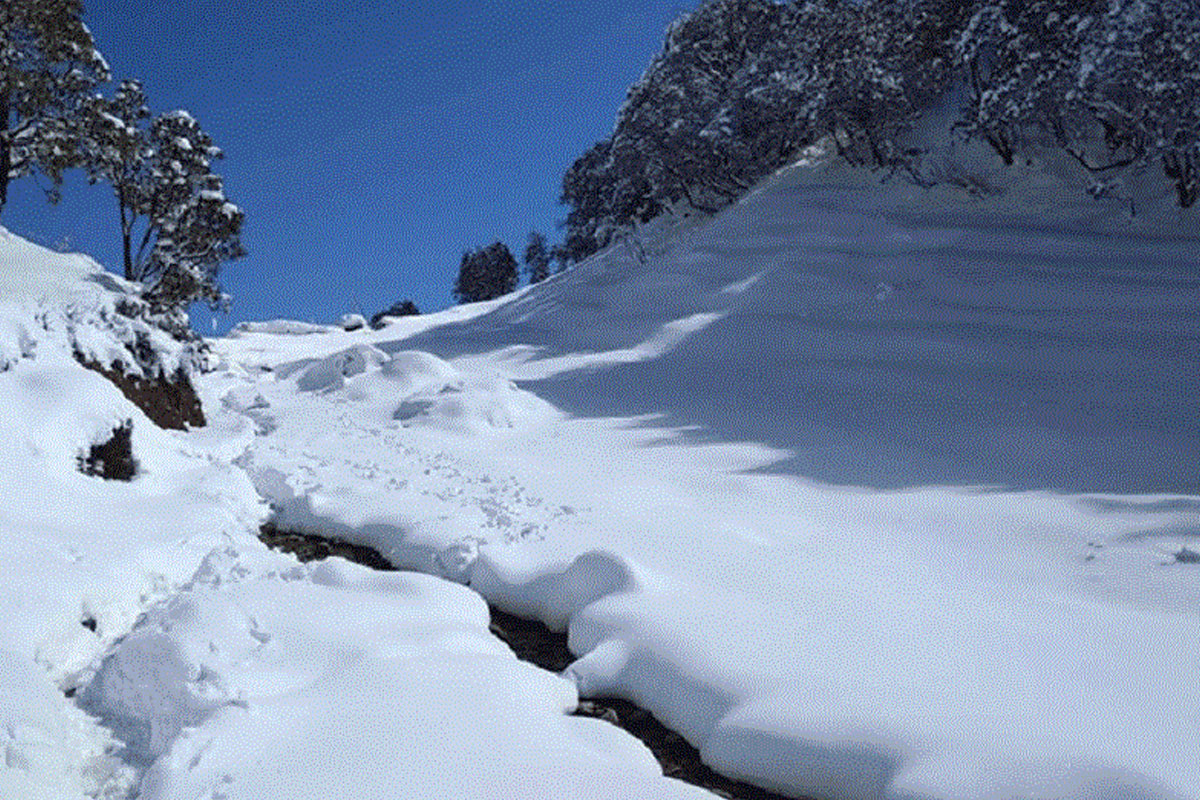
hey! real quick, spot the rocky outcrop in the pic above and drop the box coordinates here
[76,356,204,431]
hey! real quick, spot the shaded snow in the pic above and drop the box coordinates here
[210,160,1200,800]
[2,149,1199,800]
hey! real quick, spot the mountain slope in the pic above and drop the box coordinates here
[397,158,1200,492]
[211,160,1200,800]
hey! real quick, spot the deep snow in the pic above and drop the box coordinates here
[1,151,1199,800]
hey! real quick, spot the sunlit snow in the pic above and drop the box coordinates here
[1,155,1198,800]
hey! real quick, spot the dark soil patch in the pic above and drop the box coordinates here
[77,357,204,431]
[257,523,796,800]
[259,523,396,570]
[486,606,577,673]
[78,420,138,481]
[573,698,790,799]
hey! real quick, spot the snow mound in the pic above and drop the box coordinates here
[272,345,557,433]
[280,343,389,392]
[88,546,706,800]
[229,319,333,336]
[338,312,366,331]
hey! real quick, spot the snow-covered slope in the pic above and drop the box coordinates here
[3,149,1198,800]
[0,231,710,799]
[211,160,1200,800]
[395,160,1200,494]
[0,231,262,798]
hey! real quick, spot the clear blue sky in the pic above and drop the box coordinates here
[5,1,693,333]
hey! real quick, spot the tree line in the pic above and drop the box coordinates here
[458,0,1198,303]
[1,0,243,313]
[449,231,556,304]
[555,0,1200,265]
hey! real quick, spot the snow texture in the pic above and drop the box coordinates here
[1,152,1198,800]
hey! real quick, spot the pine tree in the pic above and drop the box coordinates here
[0,0,110,215]
[452,242,519,304]
[523,231,551,284]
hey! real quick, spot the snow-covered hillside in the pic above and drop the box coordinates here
[2,155,1199,800]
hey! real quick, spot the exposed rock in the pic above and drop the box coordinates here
[258,523,395,571]
[78,420,138,481]
[76,357,205,431]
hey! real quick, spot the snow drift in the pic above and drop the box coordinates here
[214,158,1200,800]
[2,147,1198,800]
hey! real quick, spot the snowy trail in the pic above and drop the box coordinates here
[3,149,1199,800]
[0,233,714,800]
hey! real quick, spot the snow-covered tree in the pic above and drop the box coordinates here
[954,0,1200,207]
[955,0,1108,166]
[78,79,149,278]
[1080,0,1200,206]
[452,242,519,304]
[614,0,784,212]
[143,171,245,311]
[523,231,551,284]
[560,139,660,263]
[0,0,110,214]
[81,99,244,308]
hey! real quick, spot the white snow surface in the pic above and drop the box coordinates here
[2,154,1199,800]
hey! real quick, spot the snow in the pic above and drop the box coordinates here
[2,151,1199,800]
[0,232,712,798]
[0,227,121,303]
[337,312,367,331]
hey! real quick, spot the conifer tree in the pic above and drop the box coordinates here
[523,231,551,284]
[0,0,109,215]
[452,242,518,304]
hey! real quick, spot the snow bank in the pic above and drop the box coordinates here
[0,229,707,798]
[208,160,1200,800]
[87,547,706,800]
[0,231,263,797]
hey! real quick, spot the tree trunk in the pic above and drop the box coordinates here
[118,189,134,280]
[0,91,10,218]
